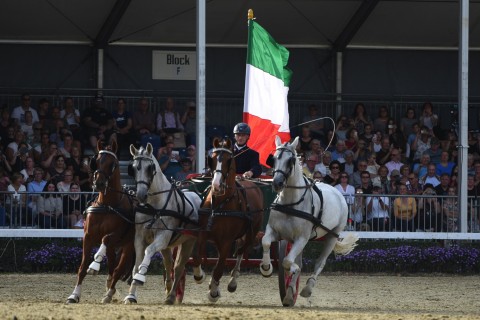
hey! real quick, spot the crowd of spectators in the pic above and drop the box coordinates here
[0,93,199,229]
[0,94,477,233]
[298,102,479,233]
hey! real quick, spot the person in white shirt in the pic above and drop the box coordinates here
[420,163,441,187]
[156,97,184,137]
[366,184,390,231]
[384,148,404,178]
[11,93,40,125]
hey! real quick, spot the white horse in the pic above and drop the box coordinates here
[123,143,202,305]
[260,136,358,306]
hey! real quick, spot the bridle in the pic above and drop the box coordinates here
[92,150,118,189]
[272,146,297,181]
[211,147,234,194]
[130,155,157,189]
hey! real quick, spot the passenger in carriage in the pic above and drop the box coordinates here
[232,122,261,179]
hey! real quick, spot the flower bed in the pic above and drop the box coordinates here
[2,239,479,274]
[304,245,480,274]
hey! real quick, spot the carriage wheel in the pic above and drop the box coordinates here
[277,240,302,307]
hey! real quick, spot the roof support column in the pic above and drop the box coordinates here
[458,0,469,232]
[335,51,343,117]
[196,0,206,173]
[97,48,104,93]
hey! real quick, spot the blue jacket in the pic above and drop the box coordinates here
[233,145,262,178]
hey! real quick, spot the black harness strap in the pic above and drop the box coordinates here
[311,182,324,221]
[270,176,337,239]
[135,203,198,226]
[270,203,339,238]
[84,204,135,224]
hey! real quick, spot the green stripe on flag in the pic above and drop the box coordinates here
[247,20,292,86]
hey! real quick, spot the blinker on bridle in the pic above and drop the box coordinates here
[132,155,157,188]
[211,147,233,189]
[93,150,119,182]
[273,145,296,180]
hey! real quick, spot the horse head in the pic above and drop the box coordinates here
[92,140,119,193]
[129,142,158,204]
[210,137,234,195]
[272,136,300,193]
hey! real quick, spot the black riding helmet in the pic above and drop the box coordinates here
[233,122,251,135]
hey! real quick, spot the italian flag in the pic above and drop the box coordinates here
[243,19,292,166]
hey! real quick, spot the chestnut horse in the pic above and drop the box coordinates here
[191,137,264,302]
[67,140,135,304]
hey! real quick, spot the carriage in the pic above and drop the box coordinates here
[71,137,357,307]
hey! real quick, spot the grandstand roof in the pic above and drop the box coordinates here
[1,0,479,49]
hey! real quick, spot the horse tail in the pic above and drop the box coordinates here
[333,233,359,256]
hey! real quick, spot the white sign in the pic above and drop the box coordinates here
[152,50,196,80]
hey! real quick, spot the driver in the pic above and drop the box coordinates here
[232,122,262,179]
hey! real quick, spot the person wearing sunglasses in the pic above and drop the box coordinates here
[323,160,342,186]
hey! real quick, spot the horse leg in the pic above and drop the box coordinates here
[103,244,134,304]
[227,250,242,293]
[260,225,278,277]
[87,243,107,275]
[165,238,196,305]
[104,246,116,291]
[67,234,95,303]
[161,248,173,295]
[299,235,337,298]
[282,237,307,275]
[207,243,230,303]
[124,229,147,304]
[191,235,206,284]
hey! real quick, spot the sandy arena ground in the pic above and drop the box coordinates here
[0,273,479,320]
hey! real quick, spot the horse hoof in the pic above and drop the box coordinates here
[123,295,137,304]
[102,295,113,304]
[282,287,295,307]
[193,272,205,284]
[227,282,237,293]
[260,263,273,277]
[164,296,175,305]
[207,291,221,303]
[66,294,79,304]
[300,286,312,298]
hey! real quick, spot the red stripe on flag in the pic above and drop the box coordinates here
[243,112,290,166]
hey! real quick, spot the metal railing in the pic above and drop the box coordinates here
[0,190,479,241]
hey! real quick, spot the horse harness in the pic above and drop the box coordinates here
[200,146,261,230]
[86,150,136,223]
[130,154,199,245]
[90,150,118,181]
[271,145,340,239]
